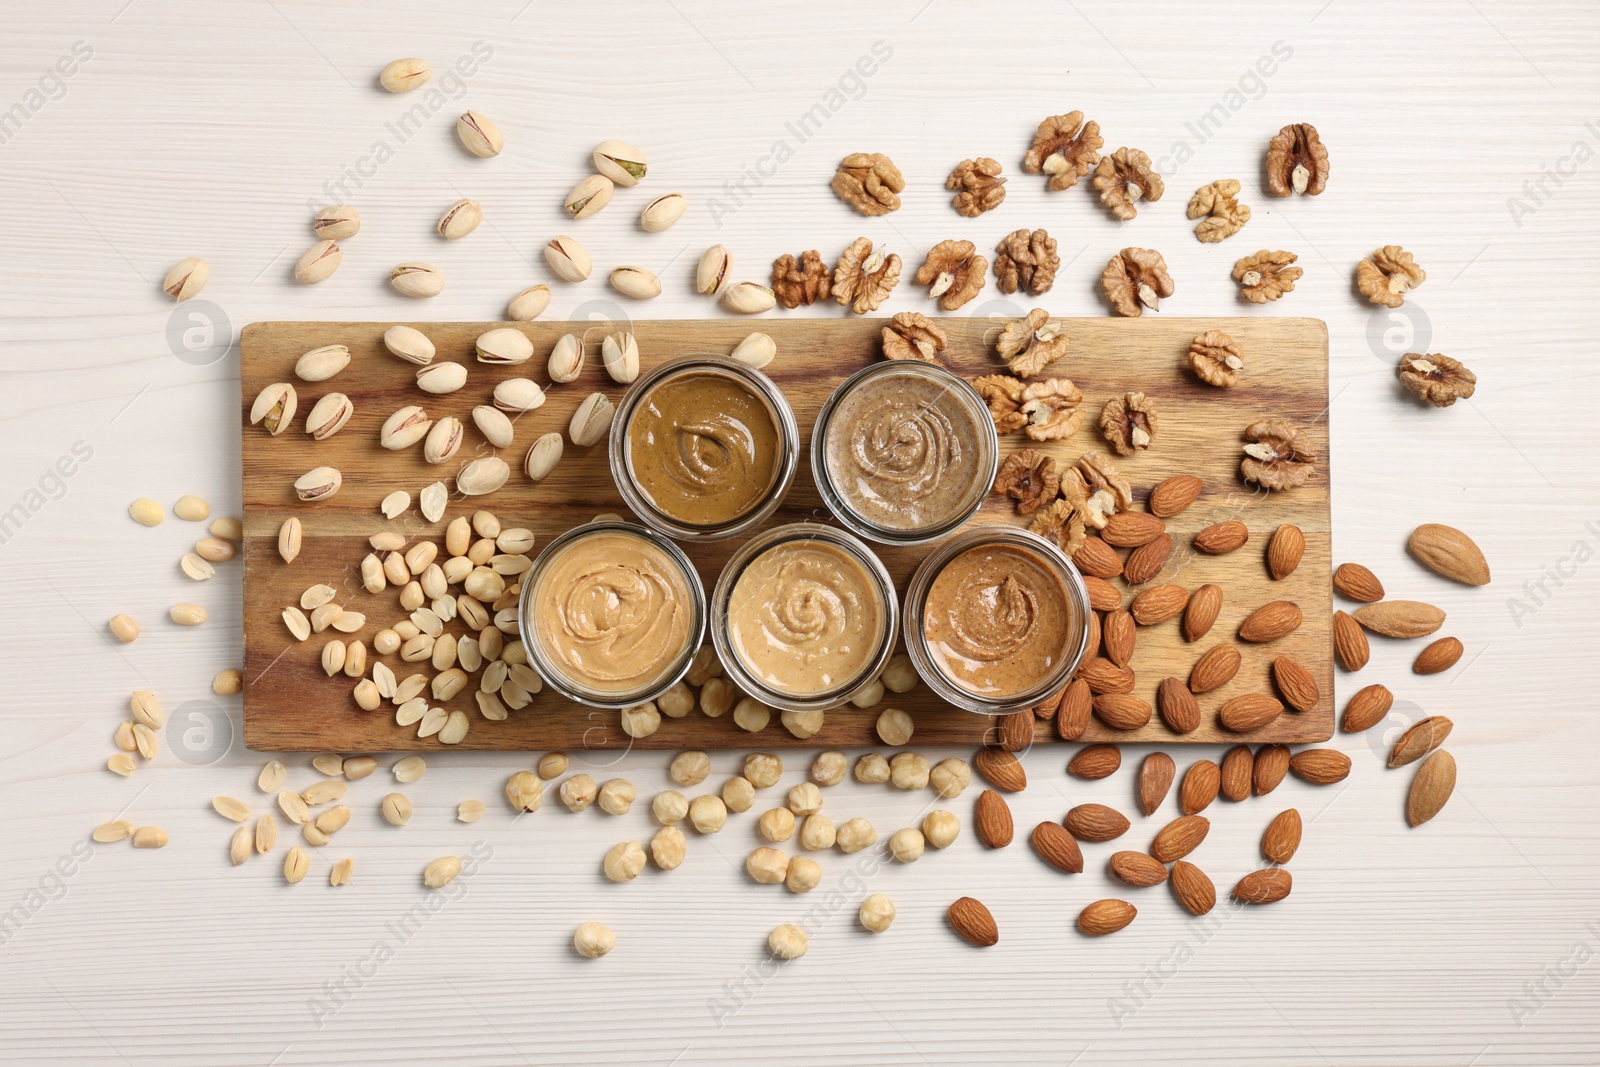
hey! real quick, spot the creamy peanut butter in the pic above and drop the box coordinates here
[923,542,1071,697]
[726,540,885,696]
[532,529,694,694]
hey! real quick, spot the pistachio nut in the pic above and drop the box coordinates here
[564,174,614,220]
[730,332,776,370]
[163,257,208,301]
[592,140,648,186]
[294,466,342,502]
[569,392,614,447]
[471,405,514,449]
[380,491,410,520]
[721,281,776,314]
[610,266,661,300]
[250,382,298,435]
[639,192,686,232]
[468,330,530,369]
[547,333,584,382]
[506,285,551,322]
[424,417,465,464]
[543,236,591,283]
[294,344,350,382]
[305,392,354,440]
[415,361,468,395]
[294,240,342,284]
[383,324,435,365]
[696,245,732,295]
[390,262,444,298]
[436,198,482,240]
[312,205,361,240]
[521,431,564,482]
[493,378,546,413]
[278,517,302,563]
[380,405,433,450]
[420,481,448,522]
[456,457,510,497]
[379,57,431,93]
[456,110,503,158]
[601,332,640,384]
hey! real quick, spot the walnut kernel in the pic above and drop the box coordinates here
[1022,111,1103,191]
[1398,354,1476,407]
[1356,245,1425,308]
[1241,419,1317,492]
[1099,391,1160,455]
[994,448,1059,514]
[1234,250,1302,303]
[1101,247,1174,317]
[833,237,902,314]
[1030,497,1087,556]
[1266,123,1330,197]
[1018,379,1083,442]
[994,228,1059,296]
[770,250,832,308]
[1189,330,1244,388]
[831,152,904,216]
[882,312,946,362]
[972,375,1027,434]
[947,157,1006,216]
[1187,179,1251,243]
[1093,147,1164,220]
[916,239,987,311]
[996,308,1069,377]
[1077,452,1134,514]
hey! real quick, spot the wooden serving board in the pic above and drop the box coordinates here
[241,316,1331,752]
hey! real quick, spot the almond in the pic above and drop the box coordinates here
[1353,600,1445,639]
[1072,536,1123,579]
[1333,563,1385,602]
[1084,575,1122,612]
[1148,474,1201,517]
[1182,584,1223,641]
[1389,715,1453,768]
[946,896,999,946]
[1138,752,1176,815]
[1093,693,1152,731]
[1413,636,1463,675]
[1233,867,1292,904]
[1179,761,1220,814]
[1407,524,1490,586]
[1085,610,1101,665]
[1077,899,1136,936]
[1341,683,1393,732]
[1253,744,1290,795]
[1065,803,1130,842]
[1188,643,1241,694]
[1262,808,1302,863]
[1219,744,1254,800]
[1029,820,1084,873]
[1219,694,1284,733]
[1271,656,1320,712]
[1110,851,1169,887]
[1169,859,1216,915]
[1406,750,1456,827]
[1102,511,1166,548]
[1078,658,1135,694]
[1101,609,1137,667]
[1157,677,1200,734]
[973,747,1026,792]
[1068,743,1121,780]
[1239,601,1303,643]
[1266,524,1305,580]
[1122,534,1172,585]
[1033,685,1064,721]
[974,789,1014,848]
[997,709,1035,751]
[1056,679,1093,740]
[1193,521,1249,554]
[1333,610,1370,671]
[1131,585,1189,625]
[1151,814,1209,861]
[1289,748,1351,785]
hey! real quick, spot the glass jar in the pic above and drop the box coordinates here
[609,356,799,542]
[518,520,706,709]
[810,360,999,546]
[711,522,898,713]
[902,526,1091,715]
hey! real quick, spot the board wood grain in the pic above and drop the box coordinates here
[241,315,1330,751]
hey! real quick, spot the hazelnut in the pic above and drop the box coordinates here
[759,807,796,842]
[922,810,961,849]
[768,923,809,960]
[929,758,972,799]
[602,841,645,882]
[889,752,931,790]
[746,846,790,884]
[657,682,694,719]
[688,795,727,834]
[559,773,597,812]
[854,753,891,784]
[651,790,688,826]
[811,751,848,786]
[888,828,926,863]
[880,655,919,694]
[669,750,711,787]
[537,752,568,779]
[721,776,756,813]
[597,778,635,816]
[700,678,736,717]
[837,817,877,854]
[505,771,542,813]
[785,856,822,894]
[733,697,771,733]
[787,782,823,816]
[850,678,885,708]
[876,707,914,746]
[781,710,824,739]
[573,921,615,959]
[859,893,896,933]
[744,753,783,789]
[619,702,659,738]
[650,825,686,870]
[799,814,837,851]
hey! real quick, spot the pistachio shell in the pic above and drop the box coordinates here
[610,266,661,300]
[163,258,208,301]
[506,286,551,322]
[543,237,591,282]
[456,110,503,157]
[312,206,360,240]
[696,245,732,295]
[472,405,515,449]
[294,344,350,382]
[456,457,510,496]
[639,193,686,232]
[730,332,776,369]
[383,325,435,365]
[415,362,468,395]
[592,140,648,186]
[305,392,353,440]
[390,262,444,298]
[380,405,432,450]
[524,432,564,481]
[294,240,342,284]
[437,198,482,240]
[294,466,342,501]
[547,333,584,382]
[424,417,464,464]
[476,327,535,365]
[564,174,614,219]
[721,281,776,314]
[250,382,298,435]
[492,378,546,413]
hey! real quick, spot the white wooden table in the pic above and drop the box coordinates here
[2,2,1596,1064]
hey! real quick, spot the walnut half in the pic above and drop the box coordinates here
[1241,419,1316,492]
[881,312,946,362]
[770,250,832,308]
[1398,353,1476,407]
[831,153,905,216]
[1092,147,1164,221]
[1018,379,1083,442]
[946,157,1006,217]
[994,228,1059,296]
[916,239,987,311]
[973,374,1027,434]
[996,308,1069,377]
[1234,250,1302,304]
[1265,123,1330,197]
[1099,392,1160,456]
[1101,248,1174,317]
[1356,245,1425,308]
[1022,111,1103,191]
[833,237,902,314]
[1187,179,1251,243]
[1189,330,1244,388]
[994,448,1059,515]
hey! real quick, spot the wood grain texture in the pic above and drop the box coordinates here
[241,315,1331,750]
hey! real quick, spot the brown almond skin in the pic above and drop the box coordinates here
[1032,687,1061,720]
[1289,749,1351,785]
[1189,643,1241,693]
[1272,656,1320,712]
[1341,683,1393,732]
[1333,562,1385,602]
[946,896,999,946]
[1109,851,1169,887]
[1389,715,1453,768]
[1084,575,1122,612]
[1102,610,1137,667]
[1253,744,1290,795]
[1093,694,1152,731]
[1131,585,1188,625]
[1078,658,1135,694]
[1333,611,1370,671]
[1077,899,1136,936]
[1068,743,1121,780]
[1219,744,1254,800]
[1056,679,1093,740]
[1102,511,1165,548]
[1065,803,1130,842]
[973,747,1026,792]
[1138,752,1176,815]
[1151,814,1209,861]
[1169,860,1216,915]
[1157,677,1200,734]
[1073,536,1123,578]
[1407,750,1456,826]
[1233,867,1292,904]
[1030,821,1084,873]
[1123,534,1173,585]
[1179,761,1220,814]
[1413,636,1463,675]
[997,709,1035,751]
[1353,600,1446,639]
[1182,584,1223,642]
[1193,521,1249,554]
[1266,524,1305,579]
[1408,524,1490,586]
[1219,694,1285,733]
[1148,474,1201,517]
[974,789,1014,848]
[1239,601,1303,643]
[1262,808,1302,863]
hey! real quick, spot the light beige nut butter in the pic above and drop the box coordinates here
[727,540,884,696]
[923,541,1072,697]
[626,371,780,527]
[532,529,693,693]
